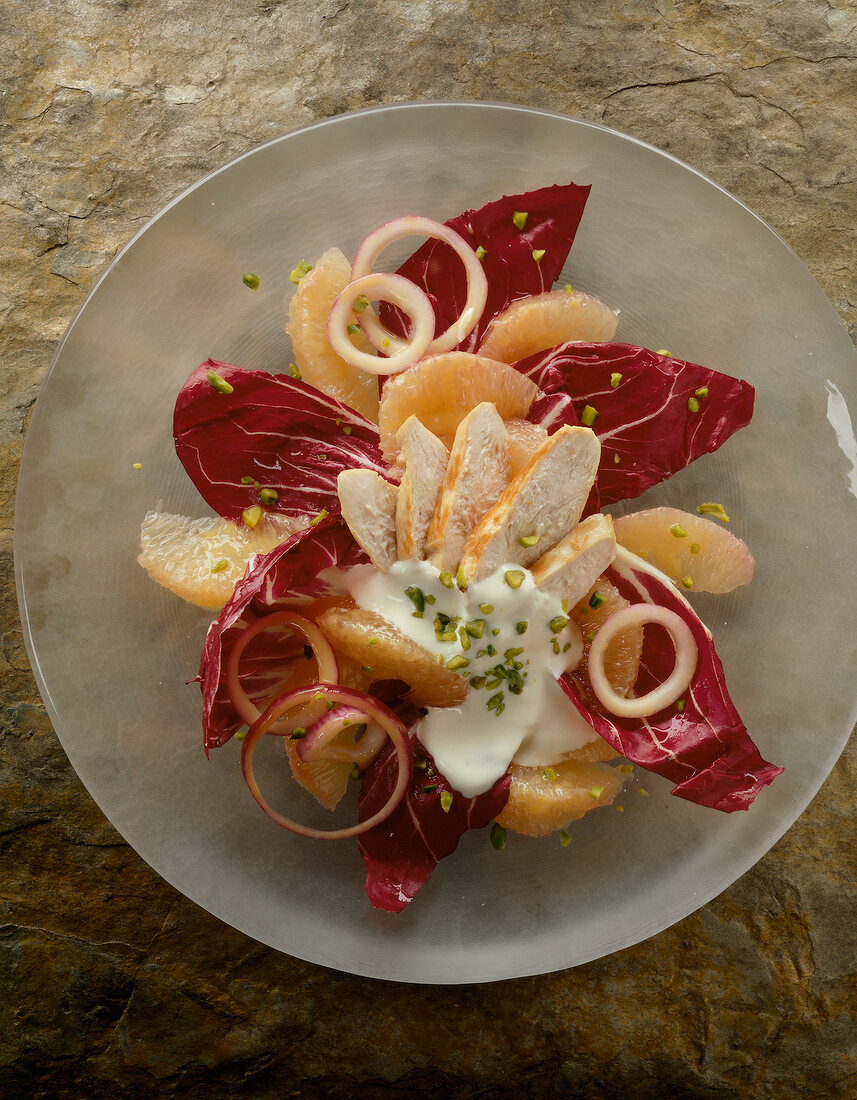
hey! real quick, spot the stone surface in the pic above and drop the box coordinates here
[1,1,856,1097]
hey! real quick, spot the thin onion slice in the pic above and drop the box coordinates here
[327,272,435,376]
[588,604,698,718]
[297,704,387,767]
[241,683,413,840]
[225,611,338,736]
[351,215,489,356]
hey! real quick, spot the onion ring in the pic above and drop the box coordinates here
[587,604,698,718]
[297,704,387,768]
[351,215,489,355]
[225,611,338,736]
[241,684,413,839]
[327,272,435,375]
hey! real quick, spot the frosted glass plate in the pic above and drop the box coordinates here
[15,102,857,983]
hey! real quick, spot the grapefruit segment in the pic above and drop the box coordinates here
[570,576,643,699]
[496,759,624,837]
[477,288,619,363]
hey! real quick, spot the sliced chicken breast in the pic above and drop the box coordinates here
[424,401,510,573]
[395,416,449,561]
[458,425,601,582]
[531,513,616,606]
[337,468,399,572]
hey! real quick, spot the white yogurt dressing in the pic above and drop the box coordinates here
[347,560,600,797]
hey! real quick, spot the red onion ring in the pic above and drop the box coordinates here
[225,612,338,736]
[588,604,698,718]
[297,704,387,768]
[241,683,413,840]
[351,215,489,354]
[327,272,435,375]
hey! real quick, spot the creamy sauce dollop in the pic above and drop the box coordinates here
[347,560,600,797]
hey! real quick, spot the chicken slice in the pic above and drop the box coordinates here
[337,469,398,571]
[395,416,449,561]
[424,401,510,573]
[531,513,617,606]
[458,425,601,582]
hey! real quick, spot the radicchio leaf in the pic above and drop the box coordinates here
[199,516,366,752]
[174,359,388,523]
[518,342,755,506]
[358,740,511,912]
[560,548,781,810]
[381,182,591,351]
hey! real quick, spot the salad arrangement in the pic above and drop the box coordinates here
[140,181,782,912]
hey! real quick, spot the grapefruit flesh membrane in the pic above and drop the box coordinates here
[613,507,754,593]
[285,247,381,422]
[138,510,303,611]
[570,576,643,699]
[496,759,624,837]
[477,289,619,363]
[316,604,469,709]
[505,418,548,477]
[377,352,538,463]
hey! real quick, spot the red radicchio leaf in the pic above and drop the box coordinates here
[559,549,782,810]
[381,182,591,351]
[174,359,388,522]
[518,342,755,507]
[358,739,511,912]
[199,516,366,752]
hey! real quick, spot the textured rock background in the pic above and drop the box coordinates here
[2,1,856,1096]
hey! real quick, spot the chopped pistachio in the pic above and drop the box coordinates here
[469,675,487,689]
[619,763,634,775]
[382,338,391,349]
[588,785,604,800]
[490,823,507,851]
[206,370,234,395]
[486,692,504,711]
[697,502,729,522]
[475,245,487,261]
[564,284,574,294]
[455,565,468,591]
[532,248,546,263]
[512,211,528,229]
[346,323,361,335]
[240,475,257,485]
[242,505,263,528]
[687,396,700,413]
[259,487,279,505]
[415,758,427,770]
[695,386,709,398]
[342,425,352,435]
[669,523,688,538]
[676,698,686,713]
[440,791,453,813]
[132,462,142,470]
[439,571,454,589]
[690,543,701,554]
[491,628,500,636]
[551,638,561,655]
[615,804,624,813]
[458,626,471,651]
[352,293,369,313]
[309,508,328,527]
[561,599,568,612]
[680,575,693,589]
[479,602,494,615]
[210,559,229,574]
[349,763,361,781]
[610,372,622,388]
[486,644,497,656]
[543,767,558,782]
[288,362,302,379]
[504,647,525,660]
[518,533,540,548]
[549,615,568,634]
[504,570,525,589]
[234,728,247,742]
[656,348,672,357]
[580,404,598,427]
[242,272,260,290]
[289,260,313,284]
[613,453,620,464]
[638,788,650,798]
[516,621,528,635]
[559,828,572,847]
[405,586,425,614]
[446,655,470,671]
[290,727,307,740]
[361,665,374,673]
[562,642,571,652]
[423,784,438,793]
[465,618,486,639]
[588,591,606,610]
[368,637,378,645]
